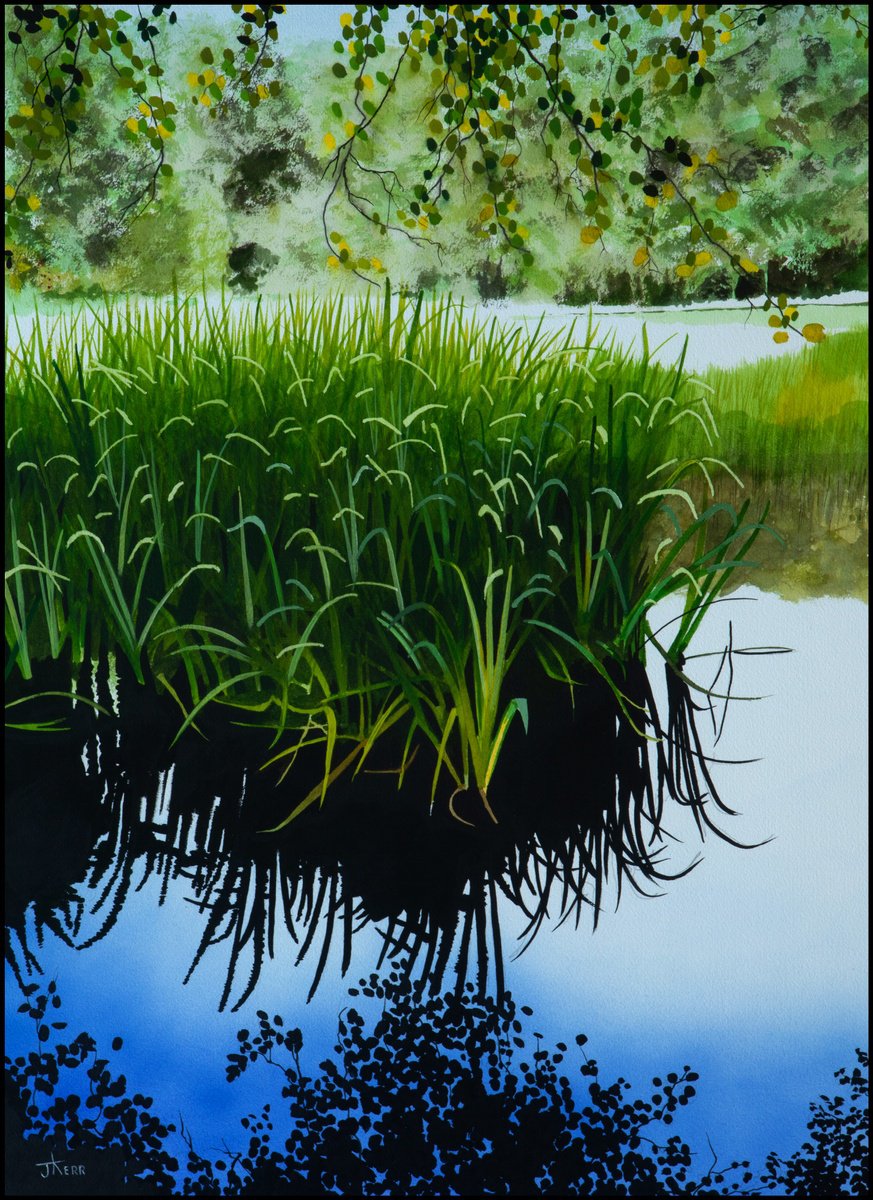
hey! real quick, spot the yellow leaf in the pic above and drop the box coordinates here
[705,146,718,164]
[716,190,738,212]
[580,225,602,245]
[186,73,200,88]
[459,120,472,134]
[199,93,212,107]
[243,4,258,11]
[362,74,373,90]
[257,83,269,100]
[344,120,356,137]
[478,109,492,129]
[126,117,139,133]
[644,195,658,209]
[694,251,712,266]
[203,69,215,86]
[218,75,227,90]
[5,184,15,200]
[802,323,826,343]
[19,105,34,118]
[590,112,603,129]
[697,49,708,67]
[156,123,171,139]
[418,215,429,229]
[323,131,337,151]
[27,194,41,211]
[676,263,694,278]
[501,153,519,167]
[662,182,675,199]
[454,82,469,99]
[785,307,798,319]
[498,93,510,110]
[684,152,700,178]
[327,254,340,268]
[479,204,494,221]
[633,246,649,267]
[720,29,731,43]
[593,39,605,50]
[768,315,783,328]
[371,257,382,271]
[139,102,151,116]
[340,12,353,27]
[772,330,789,344]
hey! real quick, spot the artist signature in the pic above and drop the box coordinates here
[35,1153,85,1179]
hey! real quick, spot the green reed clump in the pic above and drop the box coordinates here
[5,288,768,821]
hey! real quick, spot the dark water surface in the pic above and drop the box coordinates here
[5,587,867,1188]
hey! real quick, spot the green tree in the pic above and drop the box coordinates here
[4,3,868,336]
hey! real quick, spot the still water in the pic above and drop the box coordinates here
[7,292,867,375]
[5,586,868,1183]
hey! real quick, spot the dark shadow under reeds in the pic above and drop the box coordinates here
[6,638,767,1013]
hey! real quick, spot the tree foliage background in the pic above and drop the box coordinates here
[4,4,868,318]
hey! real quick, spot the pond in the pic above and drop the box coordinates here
[6,290,868,376]
[5,584,867,1187]
[475,292,869,372]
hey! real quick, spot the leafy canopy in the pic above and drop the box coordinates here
[4,3,869,338]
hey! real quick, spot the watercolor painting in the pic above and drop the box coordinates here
[5,4,868,1196]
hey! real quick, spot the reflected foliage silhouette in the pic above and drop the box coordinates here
[5,978,868,1196]
[7,643,758,1011]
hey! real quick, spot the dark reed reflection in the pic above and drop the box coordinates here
[6,646,759,1012]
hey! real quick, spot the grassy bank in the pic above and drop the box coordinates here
[698,328,868,598]
[702,328,867,493]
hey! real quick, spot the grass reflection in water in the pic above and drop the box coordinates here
[7,632,770,1013]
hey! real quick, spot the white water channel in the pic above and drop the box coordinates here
[5,290,867,374]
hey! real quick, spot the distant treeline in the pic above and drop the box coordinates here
[3,6,867,303]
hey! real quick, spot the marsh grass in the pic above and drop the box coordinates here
[6,288,771,827]
[678,329,868,597]
[699,329,868,504]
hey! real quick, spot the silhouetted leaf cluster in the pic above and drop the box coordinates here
[751,1051,869,1198]
[5,978,869,1196]
[6,983,180,1195]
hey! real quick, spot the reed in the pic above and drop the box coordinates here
[5,288,771,825]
